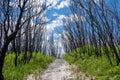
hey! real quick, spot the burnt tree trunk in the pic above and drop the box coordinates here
[0,41,10,80]
[0,30,18,80]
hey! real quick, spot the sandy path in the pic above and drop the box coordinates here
[27,59,95,80]
[38,59,76,80]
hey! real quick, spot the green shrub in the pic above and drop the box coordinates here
[3,52,55,80]
[63,46,120,80]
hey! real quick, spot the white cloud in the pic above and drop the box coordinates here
[58,15,66,19]
[46,20,62,31]
[55,0,70,10]
[94,0,100,3]
[54,33,61,38]
[42,16,50,22]
[67,14,85,22]
[46,0,60,10]
[46,15,67,31]
[53,13,59,17]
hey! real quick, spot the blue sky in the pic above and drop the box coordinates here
[43,0,72,55]
[45,0,71,39]
[45,0,71,28]
[44,0,120,55]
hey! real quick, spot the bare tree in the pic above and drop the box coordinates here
[62,0,120,65]
[0,0,48,79]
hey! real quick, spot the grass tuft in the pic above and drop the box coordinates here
[3,52,55,80]
[63,47,120,80]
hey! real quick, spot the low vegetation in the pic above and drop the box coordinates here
[63,46,120,80]
[3,52,55,80]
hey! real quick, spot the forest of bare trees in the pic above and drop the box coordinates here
[0,0,120,80]
[62,0,120,66]
[0,0,51,79]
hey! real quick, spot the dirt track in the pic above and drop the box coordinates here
[27,59,95,80]
[39,59,75,80]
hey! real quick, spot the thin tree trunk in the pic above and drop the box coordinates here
[0,42,9,80]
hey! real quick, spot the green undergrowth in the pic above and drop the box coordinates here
[63,47,120,80]
[3,52,55,80]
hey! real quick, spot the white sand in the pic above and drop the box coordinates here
[27,59,95,80]
[27,59,75,80]
[38,59,75,80]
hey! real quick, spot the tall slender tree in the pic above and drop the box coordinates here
[0,0,48,79]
